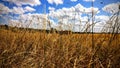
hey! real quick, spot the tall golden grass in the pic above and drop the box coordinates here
[0,27,120,68]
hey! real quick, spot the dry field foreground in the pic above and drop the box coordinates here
[0,28,120,68]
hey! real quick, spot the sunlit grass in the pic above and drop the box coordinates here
[0,27,120,68]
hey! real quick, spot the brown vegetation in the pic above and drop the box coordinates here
[0,27,120,68]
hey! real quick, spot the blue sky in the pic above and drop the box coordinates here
[0,0,120,32]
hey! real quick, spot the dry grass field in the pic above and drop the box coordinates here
[0,27,120,68]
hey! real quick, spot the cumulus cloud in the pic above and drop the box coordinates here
[95,15,109,22]
[102,2,120,14]
[24,6,36,12]
[0,3,36,15]
[7,2,115,32]
[12,7,25,14]
[49,3,99,22]
[9,19,22,27]
[0,3,11,14]
[11,6,35,14]
[71,0,78,2]
[8,13,65,30]
[75,4,99,14]
[93,15,110,32]
[9,13,57,29]
[3,0,41,6]
[8,11,111,32]
[48,3,115,32]
[48,7,55,11]
[47,0,64,5]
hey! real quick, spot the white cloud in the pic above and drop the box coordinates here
[85,7,99,14]
[95,15,109,22]
[12,7,25,14]
[94,15,110,28]
[7,3,117,32]
[9,13,52,29]
[0,3,35,15]
[83,0,95,2]
[8,13,61,30]
[74,4,99,14]
[49,3,99,21]
[8,13,111,32]
[24,6,36,12]
[53,8,110,32]
[11,6,35,14]
[47,0,63,5]
[48,3,101,31]
[80,16,88,22]
[3,0,41,6]
[102,2,120,14]
[0,3,11,14]
[9,19,22,27]
[7,3,103,32]
[48,7,55,11]
[71,0,78,2]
